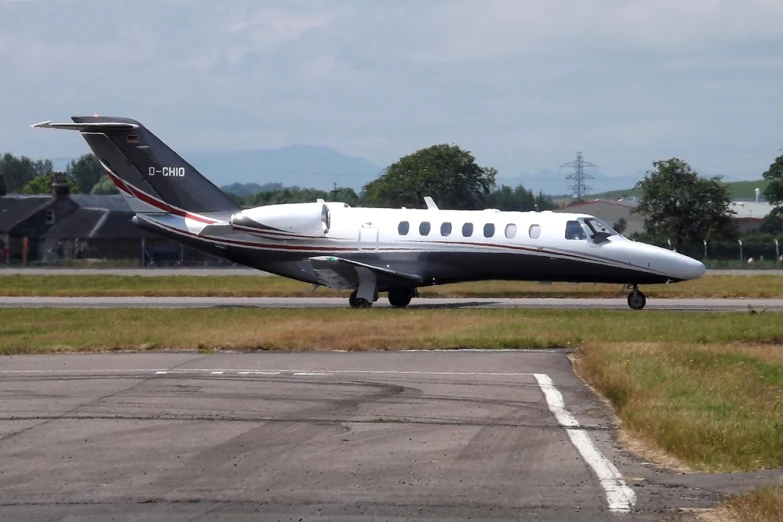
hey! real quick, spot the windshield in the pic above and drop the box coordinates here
[584,217,620,244]
[585,218,617,236]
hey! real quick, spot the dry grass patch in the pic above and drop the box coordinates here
[2,307,783,356]
[574,342,783,473]
[2,274,783,298]
[720,486,783,522]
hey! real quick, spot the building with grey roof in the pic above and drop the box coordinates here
[0,172,222,265]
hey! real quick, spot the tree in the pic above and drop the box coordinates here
[762,151,783,207]
[485,184,555,211]
[0,153,52,192]
[632,158,738,251]
[20,172,79,195]
[90,174,120,195]
[362,144,497,209]
[759,208,782,235]
[67,154,104,194]
[613,218,628,235]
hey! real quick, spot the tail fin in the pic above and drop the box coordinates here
[32,116,240,216]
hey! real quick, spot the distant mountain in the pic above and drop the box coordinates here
[184,144,382,192]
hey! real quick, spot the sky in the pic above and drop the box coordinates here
[1,0,783,193]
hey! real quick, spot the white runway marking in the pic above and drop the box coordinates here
[533,373,636,513]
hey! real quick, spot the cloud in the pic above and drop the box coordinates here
[1,0,782,192]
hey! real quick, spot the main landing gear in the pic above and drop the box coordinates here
[348,288,418,309]
[348,289,375,309]
[626,285,647,310]
[388,289,417,308]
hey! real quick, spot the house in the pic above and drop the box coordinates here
[727,201,775,235]
[0,172,220,266]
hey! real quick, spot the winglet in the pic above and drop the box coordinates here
[424,196,439,210]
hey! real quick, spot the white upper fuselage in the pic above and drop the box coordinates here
[215,201,707,284]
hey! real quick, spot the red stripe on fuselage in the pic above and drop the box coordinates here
[102,167,217,224]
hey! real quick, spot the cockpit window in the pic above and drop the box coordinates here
[585,218,617,235]
[565,220,586,240]
[584,218,619,244]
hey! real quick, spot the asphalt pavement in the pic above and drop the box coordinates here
[1,267,781,276]
[1,295,782,311]
[0,350,756,521]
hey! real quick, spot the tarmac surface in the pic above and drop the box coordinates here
[2,295,783,311]
[3,350,773,521]
[1,267,781,276]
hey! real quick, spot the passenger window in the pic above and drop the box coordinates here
[462,223,473,237]
[565,220,586,240]
[529,224,541,239]
[505,224,517,239]
[398,221,409,235]
[441,222,452,236]
[419,221,431,235]
[484,223,495,238]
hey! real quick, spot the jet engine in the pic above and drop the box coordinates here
[230,202,331,237]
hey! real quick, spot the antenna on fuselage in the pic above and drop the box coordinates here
[424,196,439,210]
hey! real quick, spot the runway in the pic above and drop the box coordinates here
[1,267,781,276]
[0,350,743,521]
[2,295,783,311]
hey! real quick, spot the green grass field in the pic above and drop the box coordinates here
[589,178,770,201]
[1,307,782,355]
[2,273,783,298]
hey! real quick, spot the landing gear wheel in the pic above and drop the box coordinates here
[349,289,372,309]
[388,290,413,308]
[627,288,646,310]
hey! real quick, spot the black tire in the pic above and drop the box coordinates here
[388,290,413,308]
[627,290,646,310]
[349,290,372,308]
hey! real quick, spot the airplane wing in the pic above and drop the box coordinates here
[308,256,424,291]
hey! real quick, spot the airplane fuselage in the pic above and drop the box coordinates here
[33,115,707,309]
[132,203,706,290]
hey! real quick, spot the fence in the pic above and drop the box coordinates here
[3,234,781,270]
[646,236,782,269]
[1,236,235,268]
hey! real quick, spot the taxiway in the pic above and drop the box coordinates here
[0,350,750,521]
[1,295,782,311]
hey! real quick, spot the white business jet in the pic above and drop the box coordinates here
[32,116,706,310]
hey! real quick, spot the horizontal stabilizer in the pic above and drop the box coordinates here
[309,256,423,291]
[31,120,140,131]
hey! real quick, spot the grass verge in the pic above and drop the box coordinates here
[2,274,783,298]
[718,487,783,522]
[573,342,783,473]
[2,307,782,355]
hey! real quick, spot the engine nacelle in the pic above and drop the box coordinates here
[230,202,331,237]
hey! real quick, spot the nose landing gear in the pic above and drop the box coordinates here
[627,285,647,310]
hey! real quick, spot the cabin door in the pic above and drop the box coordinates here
[358,224,379,250]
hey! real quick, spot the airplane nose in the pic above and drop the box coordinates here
[671,252,706,280]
